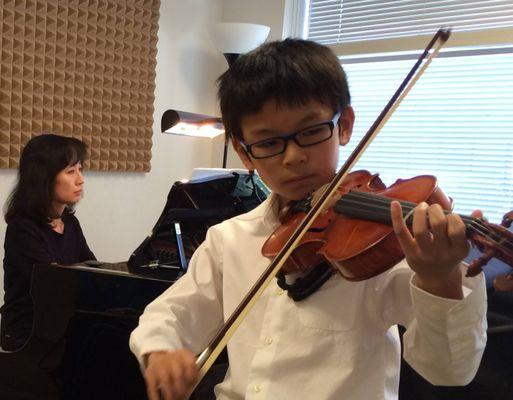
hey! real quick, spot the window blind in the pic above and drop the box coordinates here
[308,0,513,44]
[304,0,513,223]
[342,53,513,223]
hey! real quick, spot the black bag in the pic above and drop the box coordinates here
[127,171,268,279]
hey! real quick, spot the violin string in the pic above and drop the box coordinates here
[343,191,505,245]
[342,190,474,229]
[336,191,513,250]
[340,192,511,250]
[348,191,513,250]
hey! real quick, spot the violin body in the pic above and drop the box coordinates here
[262,170,453,281]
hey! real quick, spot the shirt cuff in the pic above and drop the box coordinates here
[129,328,183,368]
[409,266,487,321]
[404,266,487,384]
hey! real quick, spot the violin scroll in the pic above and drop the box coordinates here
[502,210,513,228]
[467,211,513,282]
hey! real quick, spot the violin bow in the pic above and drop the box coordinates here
[194,28,452,384]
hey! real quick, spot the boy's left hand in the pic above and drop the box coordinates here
[390,201,482,299]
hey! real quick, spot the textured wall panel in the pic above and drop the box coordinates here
[0,0,160,171]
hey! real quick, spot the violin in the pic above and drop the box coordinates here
[262,170,513,283]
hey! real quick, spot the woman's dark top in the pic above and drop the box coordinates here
[1,214,95,351]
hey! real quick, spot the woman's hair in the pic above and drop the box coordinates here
[4,134,87,224]
[217,38,351,141]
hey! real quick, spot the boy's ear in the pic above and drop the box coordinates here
[232,139,256,170]
[338,106,355,146]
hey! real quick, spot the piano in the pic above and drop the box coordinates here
[0,262,176,400]
[0,170,263,400]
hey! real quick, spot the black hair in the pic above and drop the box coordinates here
[4,134,87,224]
[217,38,351,141]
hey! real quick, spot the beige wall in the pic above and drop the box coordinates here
[0,0,292,307]
[219,0,290,168]
[0,0,225,305]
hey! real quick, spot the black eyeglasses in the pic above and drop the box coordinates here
[241,112,341,159]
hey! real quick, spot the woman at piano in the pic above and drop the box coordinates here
[1,134,96,351]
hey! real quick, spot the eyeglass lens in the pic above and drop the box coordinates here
[250,123,333,158]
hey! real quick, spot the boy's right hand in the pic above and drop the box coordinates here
[144,349,199,400]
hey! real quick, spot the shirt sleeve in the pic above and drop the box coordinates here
[402,264,487,386]
[4,219,54,281]
[129,225,225,367]
[73,216,96,261]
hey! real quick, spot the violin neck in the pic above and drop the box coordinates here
[334,190,480,236]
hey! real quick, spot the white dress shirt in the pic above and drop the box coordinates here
[130,195,487,400]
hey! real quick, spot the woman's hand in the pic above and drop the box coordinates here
[144,349,199,400]
[390,201,481,299]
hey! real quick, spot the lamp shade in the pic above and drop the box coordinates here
[162,110,224,139]
[210,23,270,65]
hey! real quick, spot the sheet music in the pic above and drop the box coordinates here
[187,167,254,182]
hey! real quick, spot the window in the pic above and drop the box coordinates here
[303,0,513,223]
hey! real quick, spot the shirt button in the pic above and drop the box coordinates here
[264,336,273,345]
[253,384,261,392]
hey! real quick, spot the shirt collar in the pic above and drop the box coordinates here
[261,193,281,229]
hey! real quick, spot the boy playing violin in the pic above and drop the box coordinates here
[130,39,486,400]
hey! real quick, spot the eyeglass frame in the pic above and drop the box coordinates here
[240,112,341,159]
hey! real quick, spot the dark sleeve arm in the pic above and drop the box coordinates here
[72,217,96,261]
[5,220,54,280]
